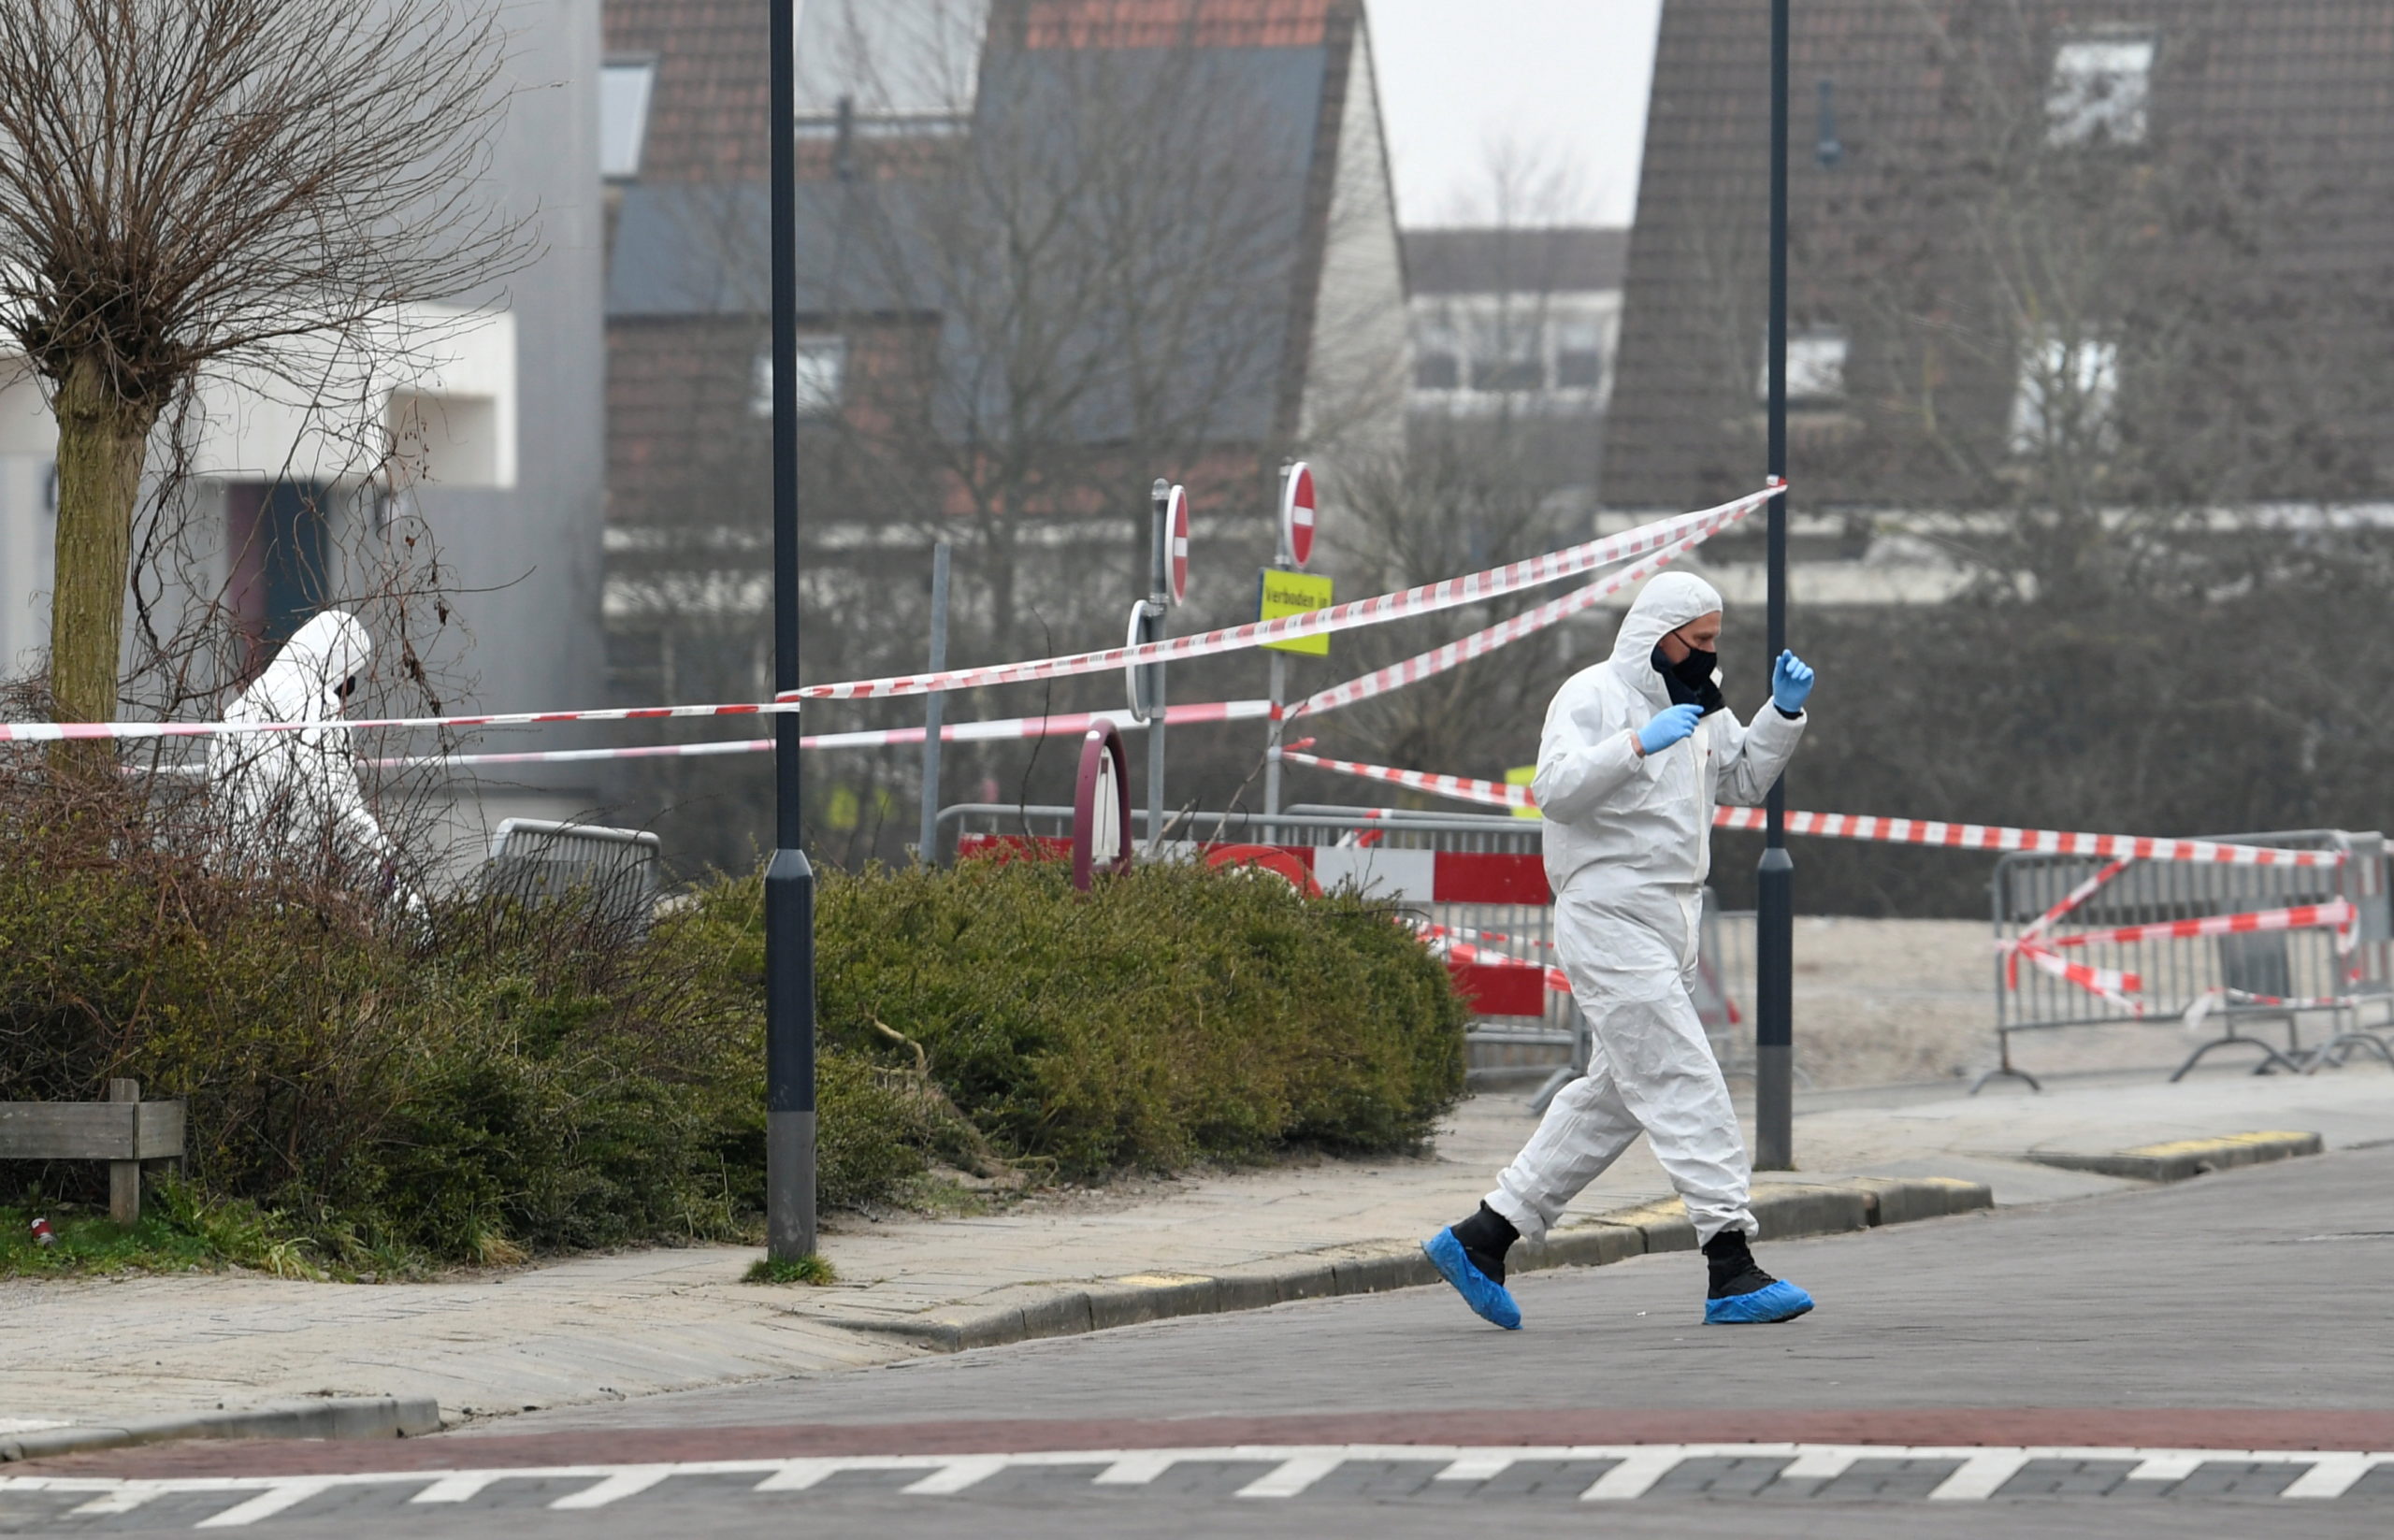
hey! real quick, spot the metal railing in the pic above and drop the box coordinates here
[1984,828,2394,1091]
[483,817,663,928]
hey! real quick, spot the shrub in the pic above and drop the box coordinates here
[0,769,1466,1268]
[696,857,1470,1177]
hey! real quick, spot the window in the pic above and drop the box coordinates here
[750,338,848,419]
[1755,329,1849,406]
[1468,313,1542,393]
[2012,335,2119,453]
[1554,315,1606,391]
[1413,351,1461,391]
[599,59,657,179]
[2048,33,2154,147]
[1410,312,1462,390]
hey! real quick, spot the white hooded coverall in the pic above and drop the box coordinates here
[1485,571,1806,1245]
[207,610,397,881]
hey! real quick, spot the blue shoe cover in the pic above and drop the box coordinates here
[1704,1278,1814,1324]
[1423,1228,1521,1330]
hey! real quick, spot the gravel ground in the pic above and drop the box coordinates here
[1712,916,2207,1090]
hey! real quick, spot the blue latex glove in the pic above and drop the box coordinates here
[1772,650,1815,714]
[1637,702,1704,756]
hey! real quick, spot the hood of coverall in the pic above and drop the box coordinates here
[1608,571,1725,680]
[229,611,371,725]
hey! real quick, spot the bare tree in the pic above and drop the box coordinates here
[0,0,533,741]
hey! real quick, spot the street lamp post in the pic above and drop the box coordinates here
[1753,0,1796,1172]
[765,0,818,1259]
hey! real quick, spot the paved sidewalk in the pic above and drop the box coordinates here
[2,1061,2387,1437]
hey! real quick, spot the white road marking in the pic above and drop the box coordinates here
[549,1468,673,1509]
[13,1440,2391,1525]
[194,1479,335,1529]
[1091,1452,1180,1485]
[1581,1448,1685,1500]
[409,1473,501,1504]
[1433,1453,1517,1482]
[1234,1454,1345,1498]
[902,1456,1011,1495]
[2127,1452,2209,1483]
[1927,1449,2035,1501]
[751,1460,841,1491]
[2284,1454,2384,1499]
[1777,1446,1866,1480]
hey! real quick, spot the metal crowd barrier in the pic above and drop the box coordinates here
[483,817,663,928]
[1985,828,2394,1092]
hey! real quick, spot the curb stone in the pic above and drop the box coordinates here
[0,1396,440,1465]
[829,1175,1995,1355]
[2024,1130,2323,1184]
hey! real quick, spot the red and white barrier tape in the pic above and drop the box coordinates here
[1416,924,1571,993]
[1280,750,1535,810]
[1710,807,2344,868]
[0,698,802,747]
[1282,751,2347,869]
[372,700,1272,770]
[1,492,1766,747]
[2032,900,2353,952]
[2012,943,2145,1013]
[781,491,1771,703]
[1288,506,1743,722]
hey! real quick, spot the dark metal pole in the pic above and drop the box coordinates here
[1753,0,1796,1171]
[919,541,951,862]
[765,0,818,1259]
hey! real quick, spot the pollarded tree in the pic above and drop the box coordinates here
[0,0,532,737]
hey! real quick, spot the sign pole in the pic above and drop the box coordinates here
[1753,0,1796,1173]
[1143,478,1170,850]
[1263,651,1286,822]
[1261,462,1315,832]
[1262,464,1291,826]
[764,0,819,1259]
[918,540,951,863]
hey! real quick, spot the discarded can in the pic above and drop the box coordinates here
[30,1216,57,1247]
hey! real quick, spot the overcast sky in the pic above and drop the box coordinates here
[1367,1,1665,230]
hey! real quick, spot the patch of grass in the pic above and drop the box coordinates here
[0,1183,324,1278]
[743,1253,837,1286]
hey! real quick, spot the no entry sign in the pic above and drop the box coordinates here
[1281,462,1316,569]
[1168,482,1190,604]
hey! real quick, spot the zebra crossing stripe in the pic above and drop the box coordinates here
[7,1443,2394,1523]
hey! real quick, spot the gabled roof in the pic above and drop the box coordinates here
[1011,0,1334,50]
[1601,0,2394,510]
[604,0,1365,458]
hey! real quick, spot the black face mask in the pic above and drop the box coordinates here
[1651,643,1725,715]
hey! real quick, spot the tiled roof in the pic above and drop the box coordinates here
[606,0,771,183]
[1403,227,1629,297]
[1602,0,2394,509]
[1015,0,1334,50]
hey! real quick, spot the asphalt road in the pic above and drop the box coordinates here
[8,1144,2394,1539]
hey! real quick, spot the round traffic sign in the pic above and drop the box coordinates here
[1168,483,1190,604]
[1281,462,1316,569]
[1073,721,1132,889]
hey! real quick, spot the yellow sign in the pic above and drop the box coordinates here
[1258,569,1333,655]
[1506,765,1539,820]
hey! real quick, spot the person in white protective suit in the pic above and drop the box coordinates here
[1422,570,1818,1329]
[207,610,406,898]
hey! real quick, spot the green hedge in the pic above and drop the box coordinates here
[0,801,1465,1269]
[711,858,1470,1177]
